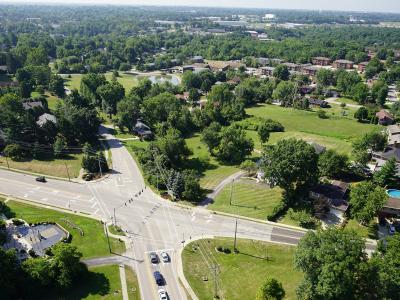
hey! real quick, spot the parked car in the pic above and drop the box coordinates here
[158,289,168,300]
[35,176,46,183]
[153,271,164,286]
[389,224,396,235]
[161,251,169,263]
[150,252,159,264]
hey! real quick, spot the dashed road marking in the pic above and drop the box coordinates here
[91,202,98,208]
[94,208,100,215]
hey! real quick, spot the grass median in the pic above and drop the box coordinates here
[5,200,125,258]
[182,238,302,300]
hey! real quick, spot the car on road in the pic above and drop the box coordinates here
[161,251,169,263]
[153,271,164,286]
[35,176,46,183]
[149,252,159,264]
[158,289,168,300]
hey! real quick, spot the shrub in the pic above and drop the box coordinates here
[4,144,26,160]
[12,219,24,226]
[261,119,285,132]
[267,201,288,221]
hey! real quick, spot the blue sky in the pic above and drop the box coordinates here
[3,0,400,13]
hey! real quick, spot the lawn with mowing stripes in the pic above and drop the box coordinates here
[182,238,302,300]
[126,266,141,300]
[5,200,125,258]
[242,103,380,157]
[209,178,282,220]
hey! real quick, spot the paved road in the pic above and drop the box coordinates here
[0,126,375,300]
[325,97,362,108]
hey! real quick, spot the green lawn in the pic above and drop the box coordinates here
[108,224,126,236]
[5,200,125,258]
[243,104,379,156]
[63,72,139,94]
[344,219,378,239]
[336,97,360,106]
[126,266,141,300]
[0,152,83,179]
[185,134,239,191]
[182,238,302,300]
[107,127,137,140]
[209,178,282,220]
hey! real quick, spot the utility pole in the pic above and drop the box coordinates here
[229,179,234,206]
[105,224,112,253]
[64,162,71,181]
[5,155,10,169]
[98,158,103,177]
[212,263,219,299]
[113,208,117,226]
[233,218,238,253]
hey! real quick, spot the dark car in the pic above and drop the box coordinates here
[153,271,164,286]
[149,252,159,264]
[36,176,46,183]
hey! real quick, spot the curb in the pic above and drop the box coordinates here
[0,165,81,183]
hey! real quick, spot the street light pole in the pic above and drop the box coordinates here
[5,154,10,169]
[233,218,238,253]
[64,162,71,181]
[113,207,117,226]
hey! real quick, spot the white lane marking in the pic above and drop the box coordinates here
[52,190,59,194]
[23,194,28,198]
[191,211,195,216]
[191,216,196,222]
[93,208,100,215]
[41,198,48,202]
[206,219,212,224]
[144,248,174,254]
[74,195,81,199]
[70,199,77,203]
[91,202,97,208]
[89,197,94,203]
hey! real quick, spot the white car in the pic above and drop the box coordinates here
[158,289,168,300]
[161,251,170,263]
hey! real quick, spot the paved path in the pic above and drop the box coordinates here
[82,255,132,267]
[200,171,245,206]
[325,97,362,108]
[119,264,129,300]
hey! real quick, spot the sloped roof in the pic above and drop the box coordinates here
[22,101,43,110]
[36,113,57,126]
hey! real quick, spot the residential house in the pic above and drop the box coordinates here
[309,180,350,218]
[177,65,195,73]
[302,66,319,77]
[308,98,329,108]
[299,86,315,95]
[282,62,300,72]
[260,66,275,76]
[308,142,327,154]
[206,61,230,72]
[22,101,44,110]
[0,81,19,88]
[333,59,354,70]
[191,56,204,63]
[257,57,269,66]
[379,197,400,219]
[371,146,400,178]
[36,113,57,127]
[133,120,153,140]
[226,76,241,86]
[312,57,331,66]
[175,92,190,102]
[387,124,400,147]
[358,62,369,73]
[376,110,395,126]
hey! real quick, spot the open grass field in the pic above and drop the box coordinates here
[185,134,239,191]
[336,97,360,106]
[209,178,282,220]
[63,72,139,94]
[0,152,83,179]
[243,104,379,156]
[344,219,378,239]
[126,266,141,300]
[182,238,302,300]
[5,200,125,258]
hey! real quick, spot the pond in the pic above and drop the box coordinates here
[387,189,400,199]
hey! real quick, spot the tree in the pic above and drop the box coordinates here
[155,128,191,167]
[97,81,125,117]
[49,243,86,289]
[351,82,369,104]
[316,69,335,87]
[200,122,221,152]
[22,257,52,287]
[371,80,388,106]
[350,181,388,225]
[182,170,202,202]
[318,149,348,178]
[375,234,400,299]
[116,94,142,131]
[336,70,361,96]
[273,81,296,107]
[48,74,65,98]
[240,159,257,176]
[273,64,290,81]
[390,101,400,119]
[262,138,318,202]
[365,58,384,79]
[354,107,369,122]
[188,88,200,105]
[0,248,20,299]
[26,47,49,66]
[53,135,66,158]
[182,71,202,90]
[215,124,254,164]
[295,228,369,300]
[256,278,285,300]
[373,158,398,188]
[258,122,271,144]
[4,144,25,160]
